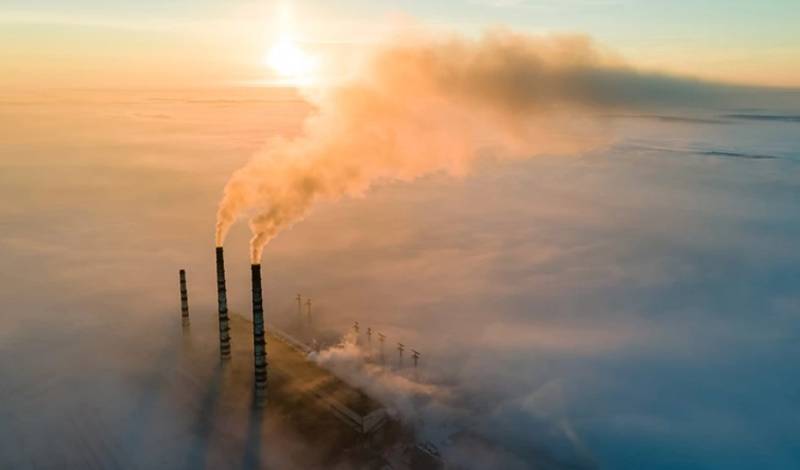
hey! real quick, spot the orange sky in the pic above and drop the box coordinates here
[1,1,799,89]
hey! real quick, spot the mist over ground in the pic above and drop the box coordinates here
[1,86,799,468]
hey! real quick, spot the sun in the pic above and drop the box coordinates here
[266,37,316,85]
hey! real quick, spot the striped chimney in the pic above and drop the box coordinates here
[215,247,231,359]
[179,269,189,322]
[251,264,268,396]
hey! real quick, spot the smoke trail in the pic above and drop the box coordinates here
[216,30,715,262]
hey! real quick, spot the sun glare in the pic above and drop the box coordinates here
[266,37,316,85]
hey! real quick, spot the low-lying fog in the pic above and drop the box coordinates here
[0,88,798,469]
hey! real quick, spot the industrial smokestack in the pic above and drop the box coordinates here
[251,264,268,397]
[178,269,189,324]
[215,247,231,359]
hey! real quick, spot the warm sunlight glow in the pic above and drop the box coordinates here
[266,37,316,85]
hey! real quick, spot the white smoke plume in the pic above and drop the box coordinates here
[309,334,457,440]
[216,29,715,262]
[308,333,592,468]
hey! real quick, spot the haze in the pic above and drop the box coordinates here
[1,1,799,469]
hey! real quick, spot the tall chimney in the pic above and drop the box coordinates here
[215,247,231,359]
[179,269,189,323]
[251,264,268,396]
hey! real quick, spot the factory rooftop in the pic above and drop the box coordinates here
[169,312,441,469]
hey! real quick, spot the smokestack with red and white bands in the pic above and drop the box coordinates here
[251,263,268,397]
[215,247,231,359]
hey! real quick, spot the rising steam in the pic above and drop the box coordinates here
[216,30,714,262]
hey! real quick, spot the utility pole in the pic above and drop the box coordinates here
[378,333,386,364]
[296,294,302,330]
[306,298,312,330]
[397,343,405,368]
[412,349,420,368]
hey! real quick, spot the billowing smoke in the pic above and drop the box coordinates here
[309,332,593,468]
[216,29,719,262]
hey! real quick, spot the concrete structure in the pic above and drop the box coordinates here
[250,264,268,396]
[215,247,231,359]
[265,321,388,434]
[178,269,189,323]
